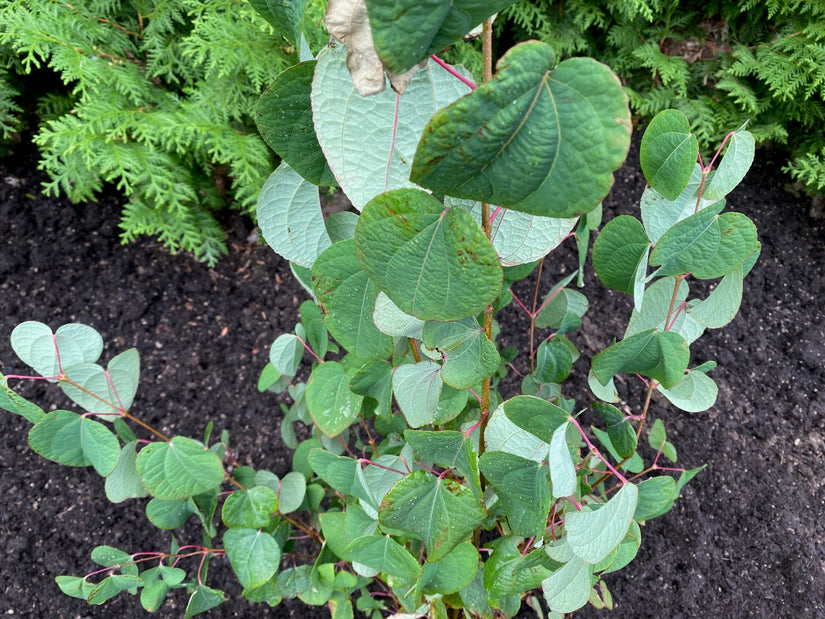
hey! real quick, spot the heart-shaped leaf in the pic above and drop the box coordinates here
[256,62,335,186]
[28,410,121,476]
[356,188,502,320]
[312,41,470,207]
[258,162,331,267]
[565,483,638,564]
[365,0,514,73]
[312,240,393,359]
[412,41,631,218]
[591,328,689,389]
[136,437,225,500]
[379,470,485,561]
[640,109,699,200]
[650,204,758,279]
[306,361,364,437]
[422,317,500,389]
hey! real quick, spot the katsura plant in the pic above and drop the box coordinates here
[0,1,761,617]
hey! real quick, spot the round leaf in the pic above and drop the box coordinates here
[640,109,699,200]
[136,437,225,500]
[411,41,631,218]
[223,528,281,590]
[258,162,331,267]
[306,361,364,437]
[256,61,335,186]
[355,188,502,321]
[593,215,650,295]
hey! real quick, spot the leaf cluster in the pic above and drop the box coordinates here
[500,0,825,195]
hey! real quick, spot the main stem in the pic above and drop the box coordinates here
[477,17,495,487]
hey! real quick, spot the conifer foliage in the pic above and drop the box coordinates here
[0,0,296,264]
[501,0,825,194]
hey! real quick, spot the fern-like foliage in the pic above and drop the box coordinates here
[502,0,825,196]
[0,0,292,264]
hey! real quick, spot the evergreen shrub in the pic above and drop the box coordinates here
[0,0,317,264]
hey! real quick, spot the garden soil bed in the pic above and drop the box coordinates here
[1,136,823,619]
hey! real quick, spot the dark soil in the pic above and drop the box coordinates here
[1,136,823,619]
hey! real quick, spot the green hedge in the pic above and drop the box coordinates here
[0,0,323,264]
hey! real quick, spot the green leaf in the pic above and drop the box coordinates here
[146,498,193,530]
[311,42,471,209]
[592,403,637,459]
[349,359,393,421]
[306,361,364,437]
[392,361,443,428]
[307,450,374,505]
[258,162,331,268]
[300,300,329,359]
[0,378,45,423]
[326,211,359,244]
[248,0,306,46]
[591,328,689,389]
[257,62,334,186]
[648,419,677,462]
[105,440,149,503]
[140,566,186,612]
[379,470,485,561]
[312,240,393,359]
[689,265,744,329]
[28,410,120,476]
[598,521,641,575]
[365,0,513,73]
[657,369,718,413]
[319,505,379,560]
[640,109,699,200]
[87,574,143,605]
[269,333,304,380]
[591,428,644,474]
[639,165,719,244]
[548,422,576,498]
[224,528,281,589]
[355,189,502,321]
[404,430,481,496]
[703,127,755,202]
[11,322,103,380]
[422,317,500,389]
[533,338,572,384]
[592,215,650,296]
[59,348,140,413]
[419,541,479,596]
[541,555,592,614]
[650,204,758,279]
[502,395,568,444]
[277,471,307,514]
[566,483,639,564]
[341,535,421,581]
[136,437,225,500]
[634,476,677,521]
[222,487,278,528]
[411,41,630,218]
[484,404,550,462]
[479,451,551,538]
[56,575,95,600]
[185,584,226,618]
[91,545,132,567]
[534,286,588,334]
